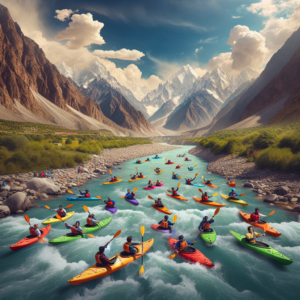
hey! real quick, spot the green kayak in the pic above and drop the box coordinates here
[49,217,112,244]
[200,229,217,244]
[230,230,293,265]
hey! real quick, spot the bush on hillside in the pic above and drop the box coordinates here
[253,131,278,149]
[224,138,246,154]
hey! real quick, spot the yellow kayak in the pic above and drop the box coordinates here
[128,176,146,182]
[68,238,154,285]
[156,170,163,174]
[220,194,249,207]
[102,180,123,185]
[42,211,75,224]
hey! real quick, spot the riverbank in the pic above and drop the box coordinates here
[189,145,300,213]
[0,142,179,218]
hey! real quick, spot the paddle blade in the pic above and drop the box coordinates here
[214,207,220,216]
[114,230,122,239]
[198,188,203,193]
[169,254,176,259]
[110,169,112,175]
[56,215,63,221]
[148,195,153,199]
[195,173,198,177]
[117,176,120,180]
[45,205,50,209]
[83,205,89,212]
[202,175,204,179]
[40,238,45,243]
[212,193,218,197]
[240,193,245,196]
[263,223,268,233]
[152,167,155,169]
[226,177,228,181]
[165,158,167,161]
[136,166,138,170]
[133,187,138,192]
[66,204,73,209]
[87,234,94,238]
[139,264,144,276]
[177,182,180,187]
[96,196,102,200]
[24,215,30,224]
[140,225,145,236]
[173,215,178,223]
[67,190,73,194]
[269,210,275,216]
[121,196,125,199]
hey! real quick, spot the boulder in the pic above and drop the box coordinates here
[16,210,24,214]
[82,168,89,173]
[290,198,298,204]
[0,205,10,218]
[0,185,10,191]
[26,178,61,195]
[274,186,290,195]
[263,194,278,203]
[244,182,254,188]
[10,185,25,191]
[5,192,31,213]
[293,205,300,212]
[93,168,101,173]
[0,190,8,198]
[39,193,49,199]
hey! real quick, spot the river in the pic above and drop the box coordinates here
[0,145,299,300]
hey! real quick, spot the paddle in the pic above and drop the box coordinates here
[171,214,178,233]
[96,196,102,200]
[55,215,94,238]
[24,215,45,243]
[195,173,198,177]
[45,204,73,210]
[139,226,145,276]
[110,169,112,175]
[121,187,138,199]
[108,230,122,243]
[261,210,275,220]
[68,190,74,194]
[148,195,154,200]
[83,205,89,212]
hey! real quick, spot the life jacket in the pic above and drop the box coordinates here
[41,172,45,178]
[71,226,80,234]
[156,182,160,186]
[186,179,191,184]
[246,231,256,243]
[30,227,37,236]
[107,200,114,207]
[95,252,102,264]
[85,193,90,198]
[250,212,260,222]
[87,217,93,225]
[179,240,188,251]
[161,220,168,228]
[57,209,66,217]
[172,190,178,196]
[123,242,131,253]
[202,221,211,231]
[202,195,209,201]
[138,174,143,178]
[131,192,135,197]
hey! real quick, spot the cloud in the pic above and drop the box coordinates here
[247,0,278,16]
[195,46,203,53]
[54,9,78,22]
[232,16,242,19]
[93,48,145,61]
[55,13,105,49]
[198,37,217,43]
[208,52,233,74]
[194,67,207,77]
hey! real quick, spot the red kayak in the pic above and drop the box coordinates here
[165,162,174,165]
[10,225,51,251]
[175,166,181,169]
[168,238,214,268]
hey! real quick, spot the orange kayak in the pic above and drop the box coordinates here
[168,238,214,268]
[238,210,281,237]
[227,181,236,187]
[193,197,225,207]
[166,193,188,201]
[202,182,218,188]
[152,203,172,215]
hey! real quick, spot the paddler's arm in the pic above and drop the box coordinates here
[168,221,174,225]
[65,223,72,229]
[198,221,203,231]
[255,233,264,237]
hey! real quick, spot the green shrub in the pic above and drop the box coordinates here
[0,146,10,162]
[212,140,227,155]
[65,138,72,145]
[0,135,29,151]
[253,131,278,149]
[289,153,300,172]
[224,139,246,154]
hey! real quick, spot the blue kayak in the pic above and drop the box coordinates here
[67,197,100,201]
[193,184,205,187]
[188,168,194,171]
[153,157,162,159]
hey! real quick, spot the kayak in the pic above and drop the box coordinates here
[220,194,249,207]
[152,203,172,215]
[192,184,205,187]
[200,229,217,244]
[10,225,51,251]
[166,193,188,201]
[193,197,226,207]
[227,182,236,187]
[168,238,214,268]
[172,176,181,180]
[105,200,117,214]
[230,230,293,265]
[151,224,171,233]
[43,211,75,224]
[238,211,281,237]
[49,217,112,244]
[102,180,123,185]
[184,159,191,161]
[165,162,174,165]
[135,162,142,164]
[153,183,164,188]
[67,197,99,201]
[125,196,139,205]
[143,186,155,190]
[153,157,162,159]
[202,182,218,188]
[188,168,194,171]
[68,238,154,285]
[175,166,181,169]
[128,176,146,182]
[155,170,163,174]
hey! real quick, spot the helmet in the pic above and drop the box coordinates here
[76,221,80,226]
[99,246,105,254]
[255,208,259,211]
[179,235,184,239]
[203,216,208,221]
[231,188,235,191]
[164,215,169,220]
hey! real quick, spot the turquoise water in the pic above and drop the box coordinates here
[0,145,299,300]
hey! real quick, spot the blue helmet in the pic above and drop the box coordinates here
[179,235,184,239]
[231,188,235,191]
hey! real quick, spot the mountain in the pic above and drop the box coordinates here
[57,60,149,118]
[80,78,156,135]
[163,67,258,131]
[141,65,199,116]
[148,100,177,123]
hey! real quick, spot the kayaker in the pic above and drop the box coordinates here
[110,176,118,182]
[122,236,139,256]
[79,189,90,198]
[174,235,196,253]
[154,167,161,173]
[155,155,159,158]
[167,159,172,164]
[168,187,180,196]
[185,158,189,161]
[95,243,115,266]
[65,221,84,237]
[51,205,66,218]
[204,178,212,184]
[146,158,150,161]
[155,180,162,186]
[104,197,115,208]
[33,171,38,177]
[131,174,137,180]
[126,189,135,199]
[29,224,41,238]
[250,208,261,222]
[227,178,235,185]
[154,198,164,207]
[172,172,179,179]
[228,188,239,199]
[147,180,153,188]
[245,226,264,244]
[137,172,143,178]
[136,160,141,163]
[158,215,174,230]
[185,176,196,185]
[201,192,212,202]
[198,216,214,232]
[87,214,99,227]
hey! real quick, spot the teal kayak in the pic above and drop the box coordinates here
[200,229,217,244]
[67,197,99,201]
[230,230,293,265]
[192,183,205,187]
[49,217,112,244]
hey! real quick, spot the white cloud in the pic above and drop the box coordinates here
[194,67,207,77]
[232,16,242,19]
[93,48,145,61]
[195,46,203,53]
[55,13,105,49]
[199,37,217,43]
[54,9,78,22]
[208,52,234,74]
[247,0,278,16]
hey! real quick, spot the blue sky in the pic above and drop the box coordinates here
[41,0,266,78]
